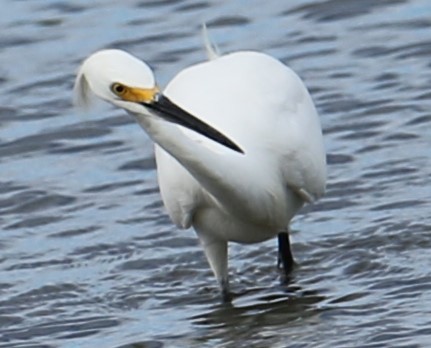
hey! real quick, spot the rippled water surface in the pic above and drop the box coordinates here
[1,0,431,347]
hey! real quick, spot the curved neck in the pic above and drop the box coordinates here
[134,112,295,230]
[134,113,245,201]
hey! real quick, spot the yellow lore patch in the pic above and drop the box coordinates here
[111,83,159,103]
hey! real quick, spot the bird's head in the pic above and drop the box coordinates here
[74,49,159,113]
[74,49,243,153]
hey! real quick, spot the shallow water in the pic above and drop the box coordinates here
[1,0,431,347]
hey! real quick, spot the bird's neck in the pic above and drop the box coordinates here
[135,113,243,202]
[134,113,297,230]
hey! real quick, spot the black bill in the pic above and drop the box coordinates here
[145,94,243,154]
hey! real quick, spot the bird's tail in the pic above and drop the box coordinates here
[202,23,220,60]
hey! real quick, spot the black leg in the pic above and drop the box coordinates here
[277,231,294,274]
[220,278,232,303]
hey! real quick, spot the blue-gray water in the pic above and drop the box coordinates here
[1,1,431,347]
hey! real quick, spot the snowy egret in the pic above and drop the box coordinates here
[74,32,326,301]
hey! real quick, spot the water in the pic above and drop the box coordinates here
[1,0,431,347]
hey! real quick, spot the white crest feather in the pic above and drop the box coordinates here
[202,23,220,60]
[73,71,93,110]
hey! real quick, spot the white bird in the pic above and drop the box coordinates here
[74,31,326,301]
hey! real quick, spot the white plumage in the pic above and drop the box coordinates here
[74,32,326,300]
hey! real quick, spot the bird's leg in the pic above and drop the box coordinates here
[197,233,231,302]
[220,278,232,303]
[277,229,295,275]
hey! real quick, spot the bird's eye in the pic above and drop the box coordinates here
[111,83,126,96]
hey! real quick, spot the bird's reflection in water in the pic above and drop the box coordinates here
[191,280,326,330]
